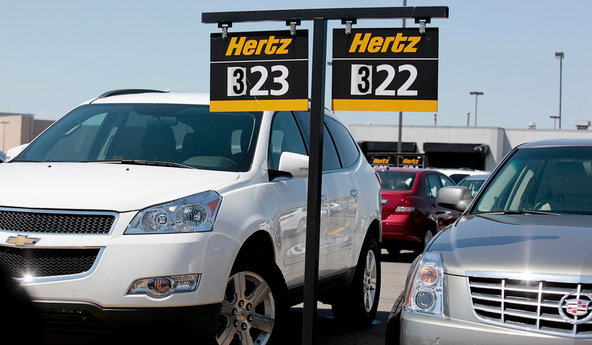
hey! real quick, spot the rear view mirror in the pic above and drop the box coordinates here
[437,186,472,212]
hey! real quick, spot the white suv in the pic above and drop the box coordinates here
[1,90,382,343]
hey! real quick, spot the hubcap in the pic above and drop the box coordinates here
[363,249,377,313]
[217,271,275,345]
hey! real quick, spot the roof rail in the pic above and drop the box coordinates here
[96,89,168,99]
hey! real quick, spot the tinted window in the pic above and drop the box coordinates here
[325,116,359,168]
[16,104,262,172]
[268,111,307,170]
[425,174,441,198]
[294,111,342,172]
[438,174,455,188]
[474,146,592,214]
[377,171,416,191]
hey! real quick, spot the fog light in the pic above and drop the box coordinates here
[128,274,201,298]
[148,277,173,295]
[415,290,435,310]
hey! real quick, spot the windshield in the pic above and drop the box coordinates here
[377,171,416,191]
[15,104,262,172]
[473,146,592,215]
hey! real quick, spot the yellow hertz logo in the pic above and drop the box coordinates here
[402,158,420,165]
[349,32,421,54]
[6,234,40,246]
[225,36,292,56]
[373,158,391,164]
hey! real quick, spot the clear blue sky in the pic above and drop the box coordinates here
[1,0,589,130]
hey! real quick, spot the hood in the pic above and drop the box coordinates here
[429,213,592,277]
[0,162,239,212]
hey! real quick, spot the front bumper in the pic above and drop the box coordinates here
[400,311,592,345]
[36,301,221,336]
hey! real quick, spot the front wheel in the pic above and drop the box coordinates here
[216,260,286,345]
[332,233,381,328]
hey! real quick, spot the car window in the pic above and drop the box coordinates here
[459,178,485,197]
[16,104,262,172]
[425,174,441,198]
[438,174,455,188]
[294,111,343,172]
[474,146,592,214]
[268,111,307,171]
[377,171,416,191]
[325,116,360,168]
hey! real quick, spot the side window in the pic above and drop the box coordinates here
[439,174,455,188]
[325,116,360,168]
[426,174,441,198]
[268,111,307,170]
[323,126,341,171]
[294,111,343,172]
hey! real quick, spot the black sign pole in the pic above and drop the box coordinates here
[302,18,327,345]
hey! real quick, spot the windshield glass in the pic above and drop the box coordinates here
[473,146,592,215]
[377,171,416,191]
[15,104,262,172]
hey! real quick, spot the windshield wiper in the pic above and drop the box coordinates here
[475,210,559,216]
[83,160,196,169]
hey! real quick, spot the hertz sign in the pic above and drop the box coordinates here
[332,28,438,112]
[210,30,308,112]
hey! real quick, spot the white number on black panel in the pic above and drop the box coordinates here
[350,64,418,96]
[227,65,289,97]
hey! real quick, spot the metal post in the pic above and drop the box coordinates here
[470,91,483,127]
[0,121,8,151]
[397,0,407,162]
[555,52,564,130]
[302,17,327,345]
[467,112,470,127]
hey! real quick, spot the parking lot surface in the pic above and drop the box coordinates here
[283,250,414,345]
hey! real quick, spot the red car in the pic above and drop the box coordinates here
[375,167,462,255]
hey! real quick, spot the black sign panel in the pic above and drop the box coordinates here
[210,30,308,112]
[332,28,438,112]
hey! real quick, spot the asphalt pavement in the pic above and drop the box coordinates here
[285,249,415,345]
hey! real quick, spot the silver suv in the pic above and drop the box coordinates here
[387,139,592,345]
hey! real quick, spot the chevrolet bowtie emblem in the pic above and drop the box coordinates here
[6,235,40,246]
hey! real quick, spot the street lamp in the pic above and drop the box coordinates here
[470,91,484,127]
[555,52,564,130]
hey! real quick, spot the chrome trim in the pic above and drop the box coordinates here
[16,247,105,284]
[0,206,119,235]
[466,271,592,339]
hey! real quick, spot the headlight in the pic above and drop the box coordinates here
[405,251,445,317]
[125,191,221,234]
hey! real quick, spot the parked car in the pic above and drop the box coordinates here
[0,89,382,343]
[386,138,592,345]
[375,167,462,256]
[456,173,490,196]
[432,167,490,184]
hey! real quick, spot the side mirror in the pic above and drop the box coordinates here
[437,186,472,212]
[277,152,309,178]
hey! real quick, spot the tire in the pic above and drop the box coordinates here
[216,258,287,345]
[414,228,435,256]
[385,291,405,345]
[331,233,381,328]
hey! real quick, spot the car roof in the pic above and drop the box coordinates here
[374,167,440,174]
[86,90,210,105]
[519,138,592,148]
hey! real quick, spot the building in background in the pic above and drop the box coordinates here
[0,112,53,153]
[349,123,592,171]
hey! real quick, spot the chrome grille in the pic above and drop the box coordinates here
[468,275,592,338]
[0,208,116,234]
[0,246,100,277]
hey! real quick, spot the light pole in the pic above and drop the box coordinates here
[555,52,564,130]
[550,115,559,130]
[470,91,483,127]
[397,0,407,159]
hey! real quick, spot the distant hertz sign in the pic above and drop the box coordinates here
[210,30,309,112]
[332,28,438,112]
